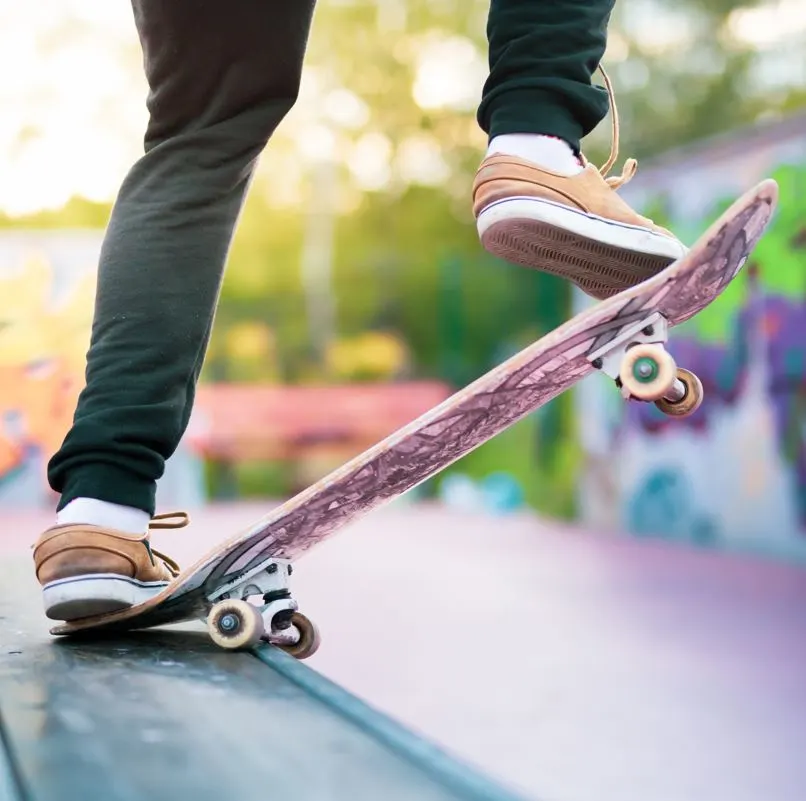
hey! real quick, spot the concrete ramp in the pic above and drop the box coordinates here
[0,554,526,801]
[6,503,806,801]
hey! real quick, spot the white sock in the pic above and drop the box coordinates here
[57,498,151,535]
[486,134,583,175]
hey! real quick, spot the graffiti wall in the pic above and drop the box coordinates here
[575,158,806,562]
[0,231,202,509]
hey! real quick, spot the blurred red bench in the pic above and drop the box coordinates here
[186,381,453,464]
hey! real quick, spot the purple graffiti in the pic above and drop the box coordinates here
[622,234,806,530]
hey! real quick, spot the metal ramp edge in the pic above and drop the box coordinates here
[255,645,529,801]
[0,554,530,801]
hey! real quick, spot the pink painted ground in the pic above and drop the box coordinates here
[5,502,806,801]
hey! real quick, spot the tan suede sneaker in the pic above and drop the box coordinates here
[33,511,187,621]
[473,67,687,300]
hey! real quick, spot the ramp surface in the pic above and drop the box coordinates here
[5,504,806,801]
[0,552,526,801]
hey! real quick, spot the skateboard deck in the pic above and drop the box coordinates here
[51,178,778,656]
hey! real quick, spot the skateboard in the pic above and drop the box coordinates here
[51,178,778,657]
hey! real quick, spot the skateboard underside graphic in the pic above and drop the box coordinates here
[51,179,778,658]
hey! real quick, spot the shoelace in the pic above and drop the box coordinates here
[147,511,189,574]
[149,511,190,531]
[594,65,638,191]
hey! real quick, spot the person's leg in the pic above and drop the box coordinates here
[473,0,686,299]
[34,0,316,621]
[478,0,614,152]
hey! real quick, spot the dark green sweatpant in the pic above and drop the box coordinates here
[47,0,615,514]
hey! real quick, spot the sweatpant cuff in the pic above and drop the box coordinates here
[484,88,584,152]
[56,463,157,516]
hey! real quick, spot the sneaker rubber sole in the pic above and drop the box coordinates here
[477,196,687,299]
[42,574,170,621]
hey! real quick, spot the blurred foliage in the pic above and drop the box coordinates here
[2,0,804,515]
[325,331,410,381]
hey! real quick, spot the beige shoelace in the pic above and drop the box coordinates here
[149,511,190,531]
[594,65,638,190]
[147,511,189,574]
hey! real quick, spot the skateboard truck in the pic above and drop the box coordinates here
[588,311,703,417]
[204,559,321,657]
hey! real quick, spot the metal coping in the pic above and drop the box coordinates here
[253,645,533,801]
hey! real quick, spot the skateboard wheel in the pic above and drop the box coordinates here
[207,599,265,650]
[277,612,321,660]
[619,344,677,401]
[654,367,703,417]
